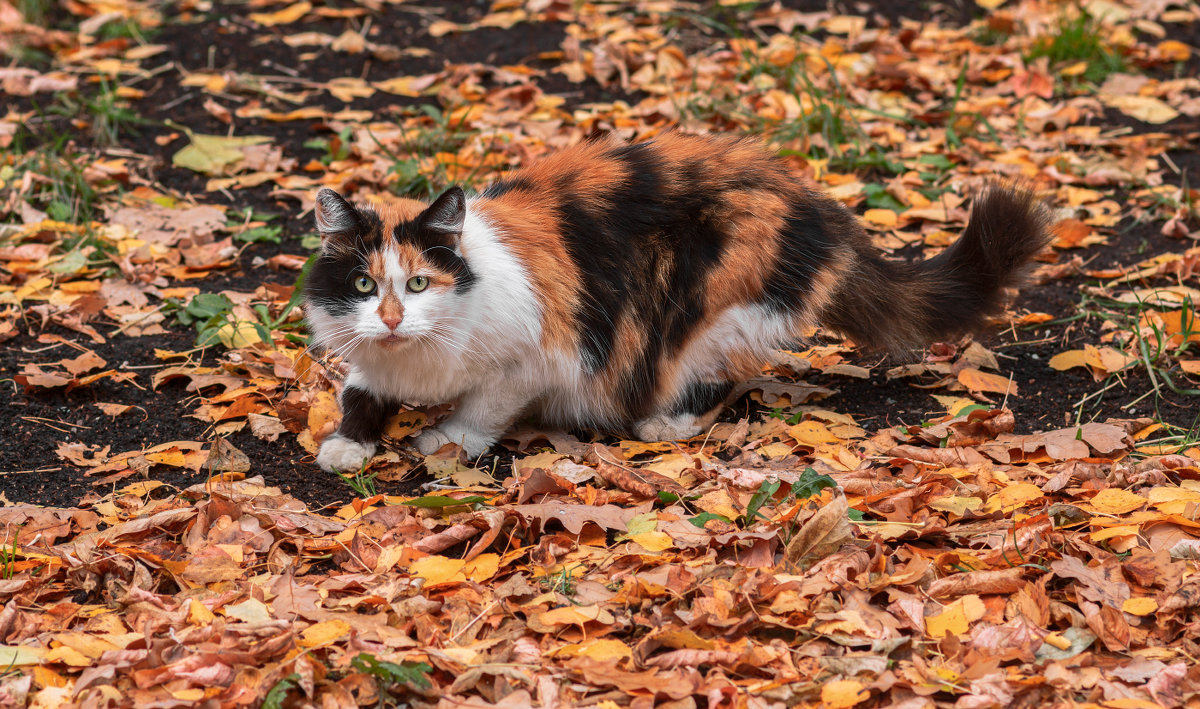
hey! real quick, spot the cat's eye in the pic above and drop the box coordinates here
[407,276,429,292]
[353,275,375,293]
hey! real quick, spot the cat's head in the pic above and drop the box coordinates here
[304,187,475,358]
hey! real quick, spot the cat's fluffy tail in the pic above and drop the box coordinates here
[820,184,1051,352]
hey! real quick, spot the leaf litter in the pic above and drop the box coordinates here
[2,0,1200,706]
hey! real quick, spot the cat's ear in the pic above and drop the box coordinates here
[314,188,363,241]
[419,186,466,237]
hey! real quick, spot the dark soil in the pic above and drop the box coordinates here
[4,0,1199,508]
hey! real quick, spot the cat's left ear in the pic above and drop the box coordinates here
[419,186,466,237]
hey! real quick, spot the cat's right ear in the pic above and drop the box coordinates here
[314,188,363,243]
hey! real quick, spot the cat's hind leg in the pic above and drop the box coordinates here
[633,381,733,442]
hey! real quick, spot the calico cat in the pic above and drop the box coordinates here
[305,132,1049,472]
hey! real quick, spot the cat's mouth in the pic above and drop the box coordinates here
[377,333,411,347]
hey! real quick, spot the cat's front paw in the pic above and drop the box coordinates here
[412,425,495,458]
[411,427,452,456]
[634,413,704,442]
[317,435,377,472]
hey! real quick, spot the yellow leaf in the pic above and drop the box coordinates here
[822,15,866,35]
[1105,700,1173,709]
[428,20,463,37]
[464,553,500,583]
[1122,597,1158,616]
[1049,349,1088,371]
[629,531,674,552]
[975,0,1006,8]
[1060,61,1089,77]
[552,638,633,662]
[925,594,985,638]
[787,420,842,446]
[863,209,898,228]
[325,77,375,102]
[145,449,187,468]
[187,599,215,626]
[249,2,312,26]
[983,483,1044,514]
[0,645,43,666]
[373,75,436,97]
[1087,488,1146,515]
[957,368,1017,396]
[410,555,466,586]
[44,645,91,667]
[223,598,271,624]
[1180,360,1200,375]
[931,395,977,417]
[929,495,983,517]
[172,133,271,176]
[821,679,869,708]
[32,666,69,689]
[373,545,404,574]
[384,410,426,439]
[1157,40,1191,62]
[694,490,741,520]
[538,605,615,627]
[1147,485,1200,514]
[308,390,340,439]
[1089,524,1140,542]
[1101,94,1180,125]
[298,619,351,648]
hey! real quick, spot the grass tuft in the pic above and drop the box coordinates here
[1026,9,1126,85]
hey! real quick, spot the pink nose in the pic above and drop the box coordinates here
[382,316,402,330]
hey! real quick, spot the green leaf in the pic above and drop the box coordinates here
[863,183,905,211]
[625,511,658,536]
[351,653,433,690]
[172,132,271,175]
[234,225,282,244]
[956,404,990,418]
[49,248,88,275]
[261,674,299,709]
[47,201,73,221]
[744,479,781,523]
[917,154,954,171]
[790,467,836,500]
[401,495,489,509]
[657,491,679,504]
[688,512,732,528]
[184,293,233,321]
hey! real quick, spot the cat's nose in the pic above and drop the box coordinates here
[381,316,402,330]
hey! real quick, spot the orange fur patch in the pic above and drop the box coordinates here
[475,198,579,353]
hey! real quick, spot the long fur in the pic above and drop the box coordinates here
[305,133,1050,468]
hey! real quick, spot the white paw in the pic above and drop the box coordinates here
[634,413,703,442]
[411,427,452,455]
[412,425,495,458]
[316,435,377,472]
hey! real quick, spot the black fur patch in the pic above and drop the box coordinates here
[305,206,385,316]
[555,141,731,416]
[672,380,734,416]
[482,178,535,199]
[393,204,476,294]
[337,386,395,443]
[759,202,834,314]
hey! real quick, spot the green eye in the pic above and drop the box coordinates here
[353,275,375,293]
[407,276,429,292]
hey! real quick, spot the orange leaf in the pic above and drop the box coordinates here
[957,368,1017,396]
